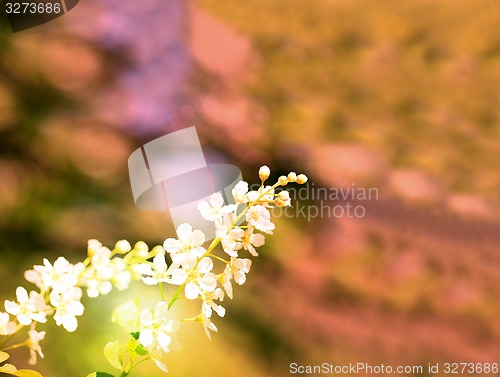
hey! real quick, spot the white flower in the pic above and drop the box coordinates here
[201,288,225,318]
[82,246,114,298]
[183,257,218,300]
[136,253,177,286]
[50,287,84,332]
[139,302,181,373]
[197,311,218,340]
[197,193,236,222]
[219,265,234,299]
[237,228,265,257]
[219,258,252,299]
[0,312,16,335]
[85,277,112,298]
[139,301,180,352]
[246,205,275,234]
[27,328,46,365]
[216,224,244,258]
[232,181,249,205]
[4,287,50,326]
[275,190,291,207]
[231,258,252,285]
[110,258,132,291]
[28,257,82,294]
[163,224,206,266]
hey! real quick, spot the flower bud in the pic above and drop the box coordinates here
[297,174,308,184]
[278,175,288,185]
[259,165,271,181]
[87,239,102,258]
[151,245,165,256]
[133,241,149,258]
[276,191,291,207]
[115,240,131,254]
[287,172,297,182]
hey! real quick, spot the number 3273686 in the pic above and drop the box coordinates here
[5,2,62,14]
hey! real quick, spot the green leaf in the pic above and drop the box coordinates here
[103,341,122,371]
[129,332,140,341]
[133,345,148,356]
[0,351,10,363]
[111,300,140,333]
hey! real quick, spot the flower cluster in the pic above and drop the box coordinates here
[0,240,153,367]
[0,166,307,376]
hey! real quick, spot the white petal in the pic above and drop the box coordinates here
[234,271,247,285]
[184,282,200,300]
[202,302,212,318]
[18,314,32,326]
[251,233,265,247]
[163,238,181,253]
[221,204,237,214]
[234,258,252,273]
[210,193,224,208]
[154,302,168,320]
[197,257,213,274]
[142,277,159,286]
[157,331,172,352]
[4,301,19,316]
[191,229,206,246]
[170,268,187,285]
[140,309,153,327]
[214,305,226,317]
[176,223,193,241]
[135,264,154,275]
[16,287,29,303]
[198,274,217,292]
[68,301,85,316]
[99,281,113,295]
[62,315,78,332]
[30,312,47,324]
[153,358,168,373]
[139,329,153,347]
[191,246,206,258]
[153,254,167,272]
[197,201,213,221]
[165,319,181,333]
[248,245,259,257]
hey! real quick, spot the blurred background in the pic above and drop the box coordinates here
[1,0,499,376]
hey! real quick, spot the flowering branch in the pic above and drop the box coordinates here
[0,166,307,376]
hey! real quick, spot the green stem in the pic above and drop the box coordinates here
[1,342,26,351]
[159,282,165,301]
[209,254,229,264]
[181,317,197,322]
[168,284,185,309]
